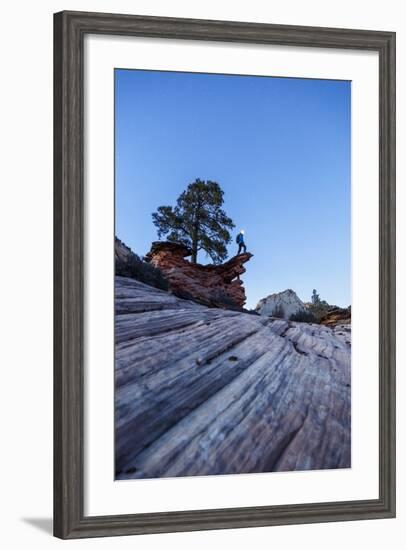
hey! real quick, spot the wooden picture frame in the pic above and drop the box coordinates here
[54,10,396,539]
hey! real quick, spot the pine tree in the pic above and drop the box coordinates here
[152,179,235,264]
[311,289,321,305]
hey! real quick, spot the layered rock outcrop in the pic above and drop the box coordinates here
[255,288,306,319]
[320,306,351,327]
[145,241,253,310]
[115,237,169,291]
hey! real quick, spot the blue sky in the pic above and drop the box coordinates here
[115,69,351,309]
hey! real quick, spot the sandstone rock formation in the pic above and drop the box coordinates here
[115,237,169,291]
[255,288,306,319]
[145,241,253,310]
[320,306,351,327]
[115,275,351,479]
[115,236,134,267]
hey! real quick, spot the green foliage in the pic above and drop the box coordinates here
[308,289,334,322]
[152,178,235,264]
[290,310,317,323]
[311,289,320,305]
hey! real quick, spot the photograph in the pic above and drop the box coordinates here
[114,68,352,480]
[0,1,399,544]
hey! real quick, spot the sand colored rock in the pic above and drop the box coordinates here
[320,306,351,327]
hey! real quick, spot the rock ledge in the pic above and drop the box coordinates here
[145,241,253,310]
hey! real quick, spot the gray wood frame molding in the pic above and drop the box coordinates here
[54,10,396,539]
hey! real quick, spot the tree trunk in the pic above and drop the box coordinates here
[191,223,199,263]
[191,247,197,264]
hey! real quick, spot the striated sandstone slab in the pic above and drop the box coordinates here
[115,276,351,479]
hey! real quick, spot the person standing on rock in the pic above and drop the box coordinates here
[236,230,247,255]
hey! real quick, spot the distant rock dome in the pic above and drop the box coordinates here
[255,289,306,319]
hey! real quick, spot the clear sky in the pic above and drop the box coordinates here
[115,69,351,309]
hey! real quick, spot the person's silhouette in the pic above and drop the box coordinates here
[236,230,247,254]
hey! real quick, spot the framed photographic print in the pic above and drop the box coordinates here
[54,11,396,539]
